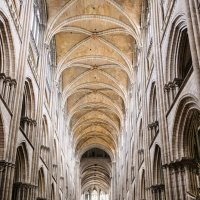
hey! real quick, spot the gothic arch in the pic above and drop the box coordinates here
[153,145,163,185]
[38,167,46,198]
[166,14,192,84]
[148,82,159,143]
[152,145,165,199]
[20,78,36,141]
[0,11,15,77]
[12,142,29,199]
[14,142,29,182]
[149,82,158,123]
[41,115,49,147]
[21,78,36,120]
[40,115,50,166]
[172,95,200,159]
[171,95,200,197]
[31,0,48,49]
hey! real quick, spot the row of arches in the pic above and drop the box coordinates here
[0,2,73,200]
[133,11,196,199]
[11,141,56,200]
[135,95,200,199]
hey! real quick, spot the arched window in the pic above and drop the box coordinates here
[20,79,36,141]
[152,145,165,199]
[12,143,29,200]
[41,116,48,147]
[91,189,98,200]
[0,12,15,77]
[177,29,192,81]
[148,83,159,144]
[31,0,47,48]
[172,97,200,198]
[40,116,50,165]
[38,167,45,198]
[0,12,16,109]
[31,3,41,46]
[20,79,35,121]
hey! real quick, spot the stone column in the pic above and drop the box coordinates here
[75,160,81,200]
[1,0,35,199]
[0,161,15,200]
[0,73,5,94]
[8,79,17,110]
[3,77,11,104]
[151,1,176,199]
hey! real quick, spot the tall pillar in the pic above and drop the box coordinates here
[0,0,34,200]
[151,0,173,199]
[75,160,81,200]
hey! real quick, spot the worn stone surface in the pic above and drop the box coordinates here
[0,0,200,200]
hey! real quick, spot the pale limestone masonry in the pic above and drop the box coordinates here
[0,0,199,200]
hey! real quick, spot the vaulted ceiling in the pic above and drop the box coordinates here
[46,0,142,193]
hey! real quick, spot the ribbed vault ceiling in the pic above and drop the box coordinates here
[46,0,142,193]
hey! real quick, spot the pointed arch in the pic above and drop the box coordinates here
[149,82,158,123]
[38,167,46,198]
[0,11,15,78]
[171,96,200,197]
[14,142,29,182]
[21,78,36,120]
[20,78,36,139]
[166,15,193,84]
[41,115,49,147]
[148,82,159,144]
[153,145,164,185]
[140,170,146,200]
[172,96,200,159]
[152,145,165,199]
[12,142,29,199]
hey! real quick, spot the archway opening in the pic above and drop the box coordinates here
[80,148,111,200]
